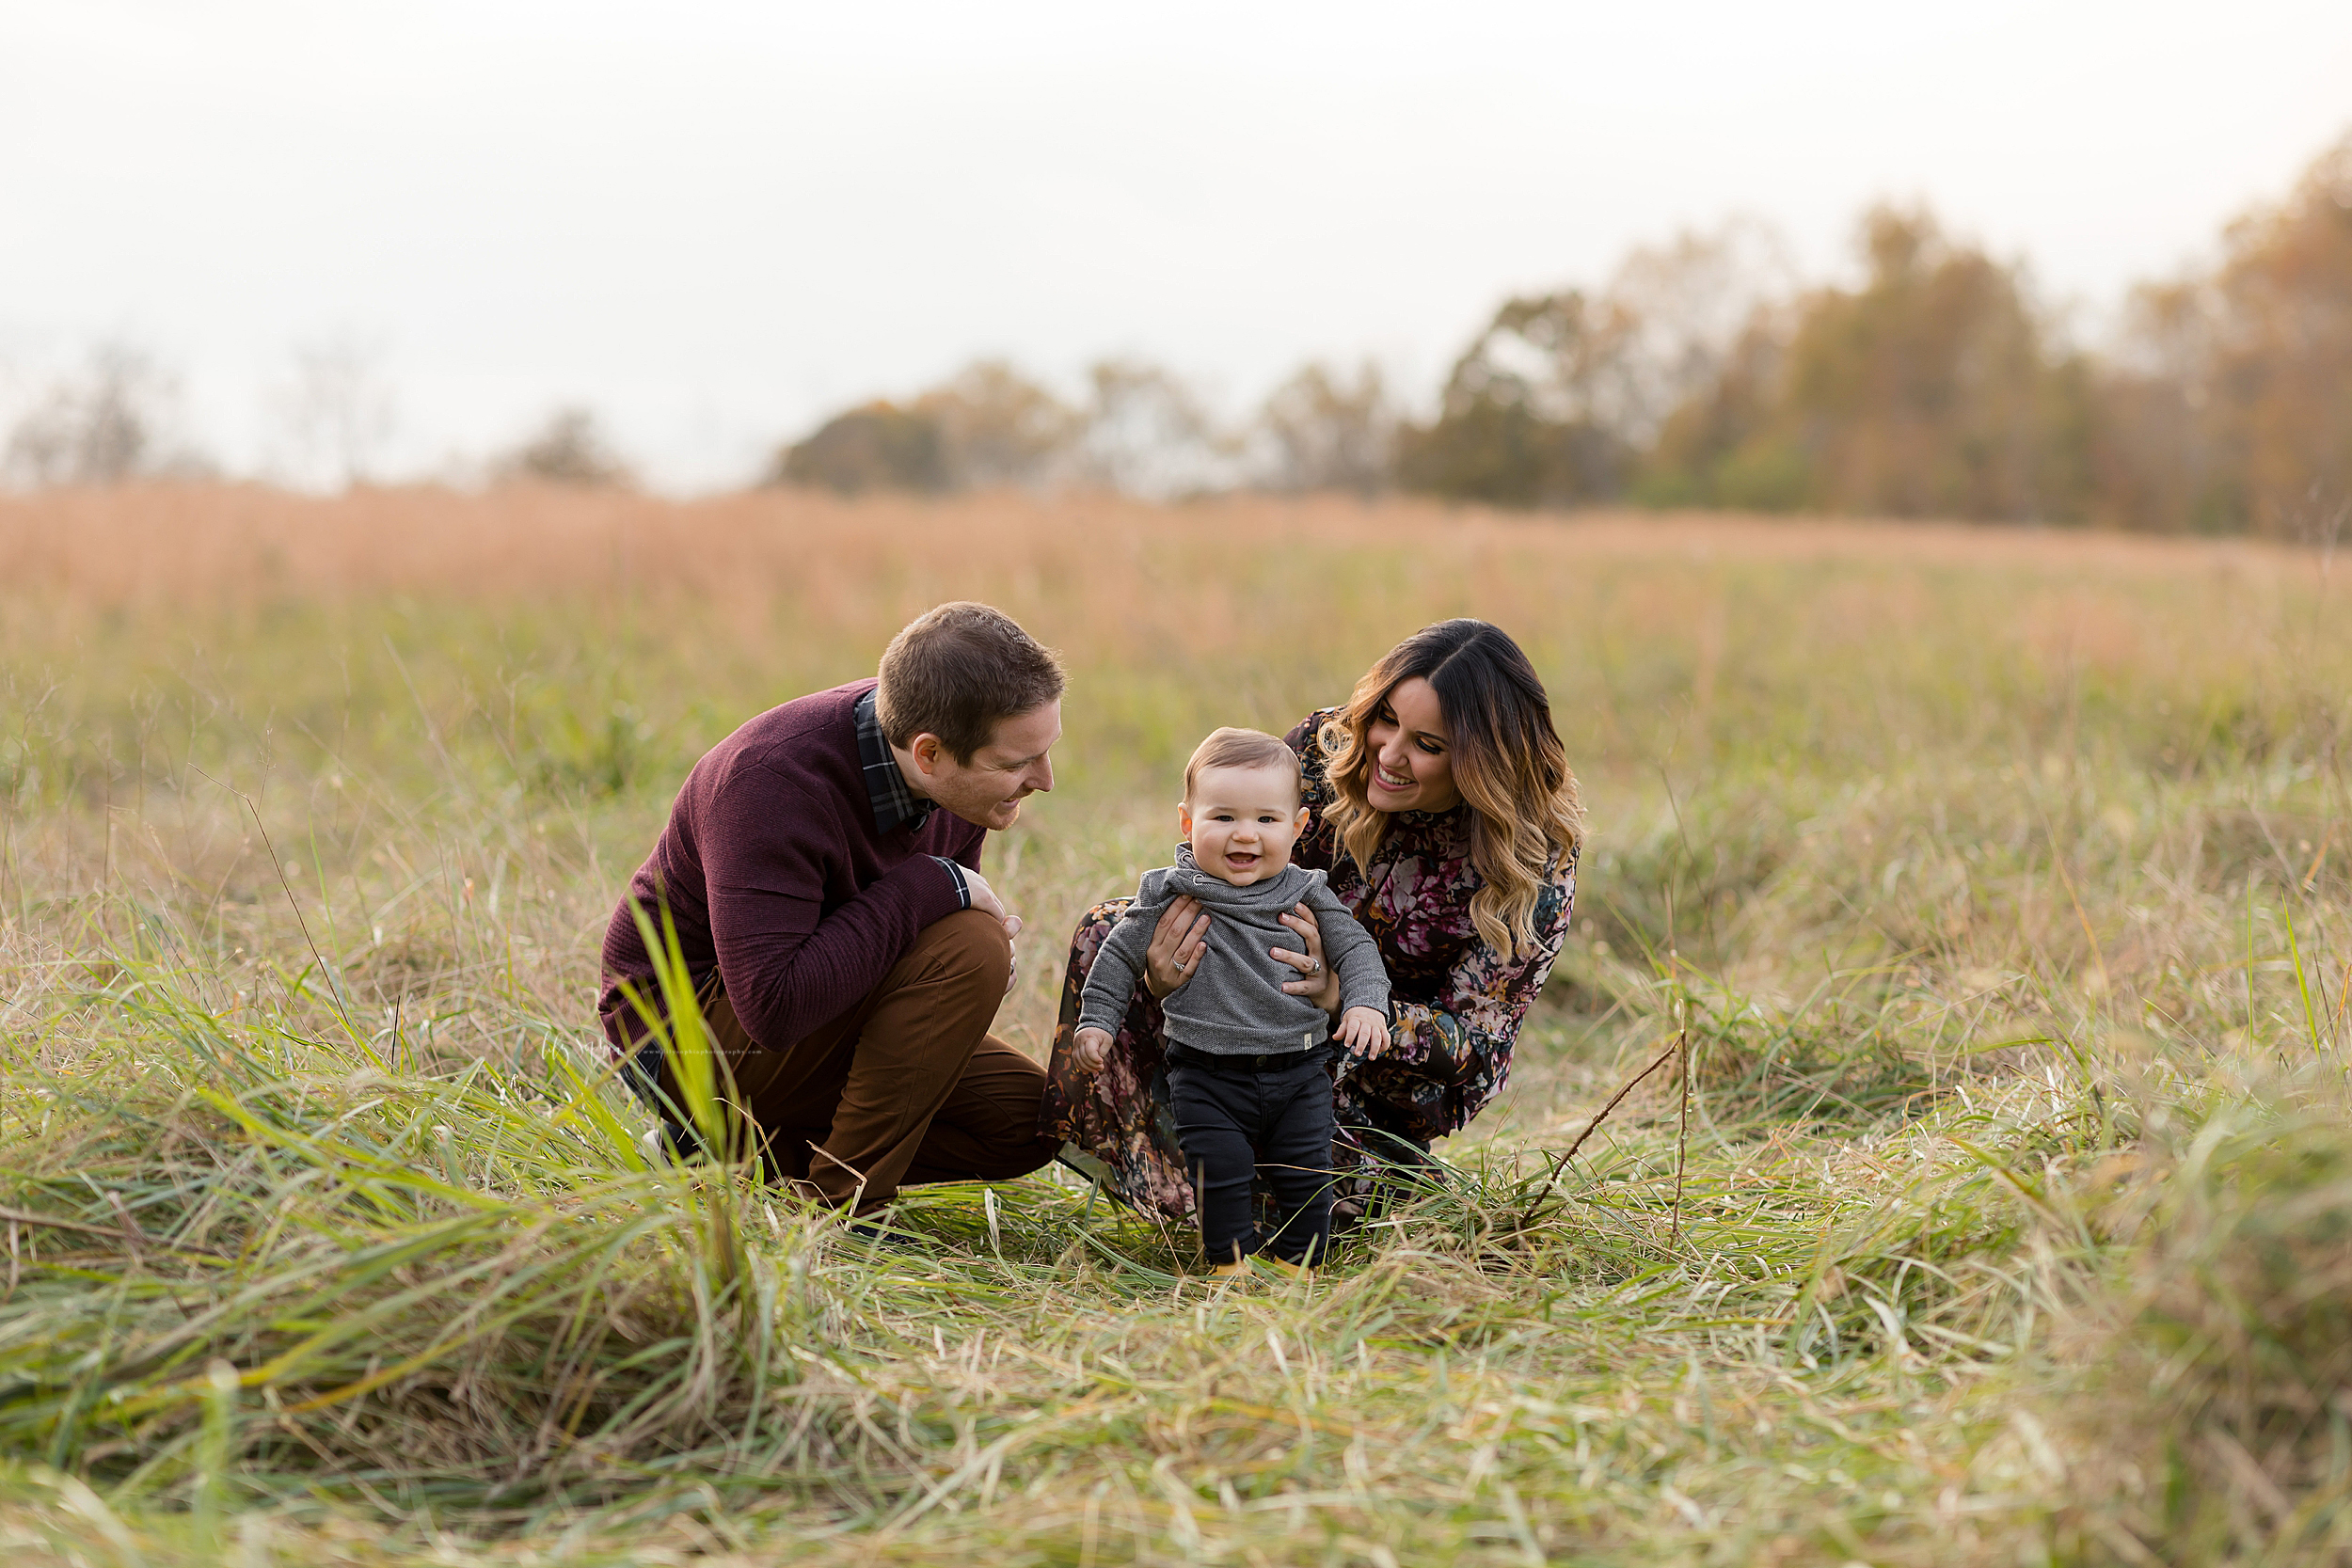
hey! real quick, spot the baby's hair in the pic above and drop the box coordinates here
[1183,727,1302,803]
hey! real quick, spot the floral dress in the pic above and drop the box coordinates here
[1040,707,1578,1221]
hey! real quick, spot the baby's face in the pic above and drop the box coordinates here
[1181,763,1310,886]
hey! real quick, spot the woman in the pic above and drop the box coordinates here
[1041,619,1583,1224]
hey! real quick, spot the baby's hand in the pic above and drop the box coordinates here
[1337,1006,1390,1055]
[1072,1027,1114,1070]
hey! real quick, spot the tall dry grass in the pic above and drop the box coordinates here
[0,485,2348,1564]
[9,483,2324,603]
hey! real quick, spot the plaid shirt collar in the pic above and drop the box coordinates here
[854,687,933,835]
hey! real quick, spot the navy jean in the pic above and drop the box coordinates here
[1165,1044,1337,1265]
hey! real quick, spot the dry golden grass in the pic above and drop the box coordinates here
[4,483,2328,608]
[8,483,2335,784]
[0,484,2348,1565]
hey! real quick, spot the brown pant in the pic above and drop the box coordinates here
[622,910,1058,1214]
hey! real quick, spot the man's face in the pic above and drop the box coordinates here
[906,701,1061,831]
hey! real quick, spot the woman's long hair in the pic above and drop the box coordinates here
[1320,620,1582,958]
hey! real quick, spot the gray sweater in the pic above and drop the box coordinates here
[1077,846,1390,1055]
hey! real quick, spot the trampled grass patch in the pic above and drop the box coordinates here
[0,487,2347,1563]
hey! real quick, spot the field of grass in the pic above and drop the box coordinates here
[1,484,2348,1565]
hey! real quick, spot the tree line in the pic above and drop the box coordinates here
[778,130,2351,537]
[0,341,634,496]
[8,130,2345,536]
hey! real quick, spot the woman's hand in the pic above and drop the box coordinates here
[1142,895,1210,998]
[1274,903,1343,1016]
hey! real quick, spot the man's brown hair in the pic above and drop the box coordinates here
[875,602,1065,762]
[1183,727,1301,803]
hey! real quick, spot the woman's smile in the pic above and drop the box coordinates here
[1363,676,1460,813]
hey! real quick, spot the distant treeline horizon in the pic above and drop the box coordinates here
[9,130,2348,538]
[774,129,2350,540]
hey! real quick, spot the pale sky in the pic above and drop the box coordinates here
[5,1,2349,490]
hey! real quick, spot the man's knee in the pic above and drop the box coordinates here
[912,908,1013,994]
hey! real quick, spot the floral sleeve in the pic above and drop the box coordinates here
[1339,847,1577,1147]
[1283,703,1581,1149]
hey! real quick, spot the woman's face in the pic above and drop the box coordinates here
[1363,676,1461,814]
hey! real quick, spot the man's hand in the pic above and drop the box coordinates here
[961,867,1022,939]
[1072,1026,1115,1070]
[958,867,1022,992]
[1337,1006,1391,1054]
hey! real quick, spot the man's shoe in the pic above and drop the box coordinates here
[842,1215,923,1252]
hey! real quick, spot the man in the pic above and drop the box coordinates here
[597,600,1065,1218]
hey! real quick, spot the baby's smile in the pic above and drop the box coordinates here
[1183,760,1308,887]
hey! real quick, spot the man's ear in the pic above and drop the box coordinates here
[909,734,943,777]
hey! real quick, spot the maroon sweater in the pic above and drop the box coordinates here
[597,679,980,1053]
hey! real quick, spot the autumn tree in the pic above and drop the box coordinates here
[1397,221,1790,508]
[4,343,203,486]
[1639,317,1806,510]
[1647,207,2095,522]
[1394,291,1636,506]
[917,360,1077,489]
[772,401,949,494]
[497,407,634,488]
[1076,359,1231,499]
[771,362,1078,494]
[1256,360,1394,496]
[2096,133,2352,535]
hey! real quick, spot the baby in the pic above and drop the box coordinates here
[1073,727,1390,1272]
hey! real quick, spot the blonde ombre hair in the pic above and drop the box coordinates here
[1319,621,1582,958]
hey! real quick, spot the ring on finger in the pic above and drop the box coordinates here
[1305,958,1322,975]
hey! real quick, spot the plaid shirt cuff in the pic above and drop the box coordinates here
[931,856,971,911]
